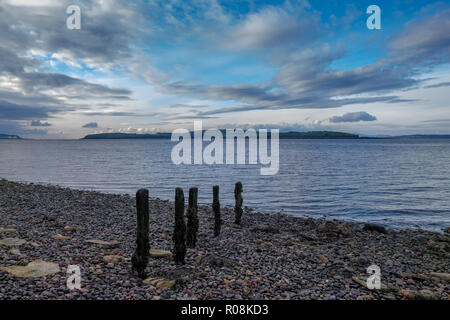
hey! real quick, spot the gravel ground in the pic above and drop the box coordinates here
[0,179,448,300]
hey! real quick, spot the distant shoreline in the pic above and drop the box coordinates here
[3,131,450,141]
[80,131,450,140]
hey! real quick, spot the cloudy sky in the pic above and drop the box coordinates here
[0,0,449,139]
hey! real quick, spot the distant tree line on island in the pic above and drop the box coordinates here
[82,131,360,140]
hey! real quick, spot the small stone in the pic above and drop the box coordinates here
[400,289,416,299]
[352,276,368,288]
[317,254,329,264]
[64,226,84,233]
[51,234,71,240]
[103,255,124,264]
[9,248,21,255]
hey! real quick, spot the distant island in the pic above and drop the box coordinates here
[0,134,22,140]
[83,131,360,140]
[83,132,173,139]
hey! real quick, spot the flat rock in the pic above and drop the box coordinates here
[352,276,391,292]
[399,272,429,281]
[149,249,172,258]
[400,289,416,299]
[64,226,84,233]
[143,277,176,290]
[51,234,71,240]
[0,228,17,234]
[317,254,329,264]
[429,272,450,281]
[0,237,27,247]
[103,255,124,264]
[0,260,60,278]
[417,289,436,300]
[85,239,120,248]
[9,249,21,255]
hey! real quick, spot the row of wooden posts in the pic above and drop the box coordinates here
[131,182,244,279]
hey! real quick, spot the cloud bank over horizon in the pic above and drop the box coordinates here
[0,0,449,138]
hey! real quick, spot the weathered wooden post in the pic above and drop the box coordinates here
[173,188,186,264]
[131,188,149,279]
[213,185,221,236]
[234,182,243,225]
[186,187,199,248]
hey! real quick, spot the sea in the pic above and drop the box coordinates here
[1,138,449,232]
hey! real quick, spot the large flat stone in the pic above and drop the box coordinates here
[64,226,84,233]
[0,238,27,247]
[103,255,124,264]
[85,239,120,248]
[0,260,60,278]
[149,249,172,258]
[429,272,450,281]
[51,234,71,240]
[0,228,17,234]
[143,277,176,290]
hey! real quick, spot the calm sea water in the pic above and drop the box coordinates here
[1,139,449,231]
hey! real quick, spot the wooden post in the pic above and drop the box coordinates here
[186,187,199,248]
[234,182,243,225]
[173,188,186,264]
[131,189,149,279]
[213,185,221,236]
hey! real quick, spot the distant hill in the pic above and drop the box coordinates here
[391,134,450,139]
[82,131,360,140]
[0,134,22,140]
[83,132,172,139]
[279,131,359,139]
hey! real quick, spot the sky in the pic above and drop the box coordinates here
[0,0,449,139]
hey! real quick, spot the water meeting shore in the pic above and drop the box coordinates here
[0,179,448,300]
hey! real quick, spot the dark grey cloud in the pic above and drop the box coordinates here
[18,72,132,98]
[82,122,98,128]
[0,120,47,136]
[329,112,377,123]
[30,120,52,127]
[0,100,60,120]
[424,82,450,89]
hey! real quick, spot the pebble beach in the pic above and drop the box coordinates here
[0,179,448,300]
